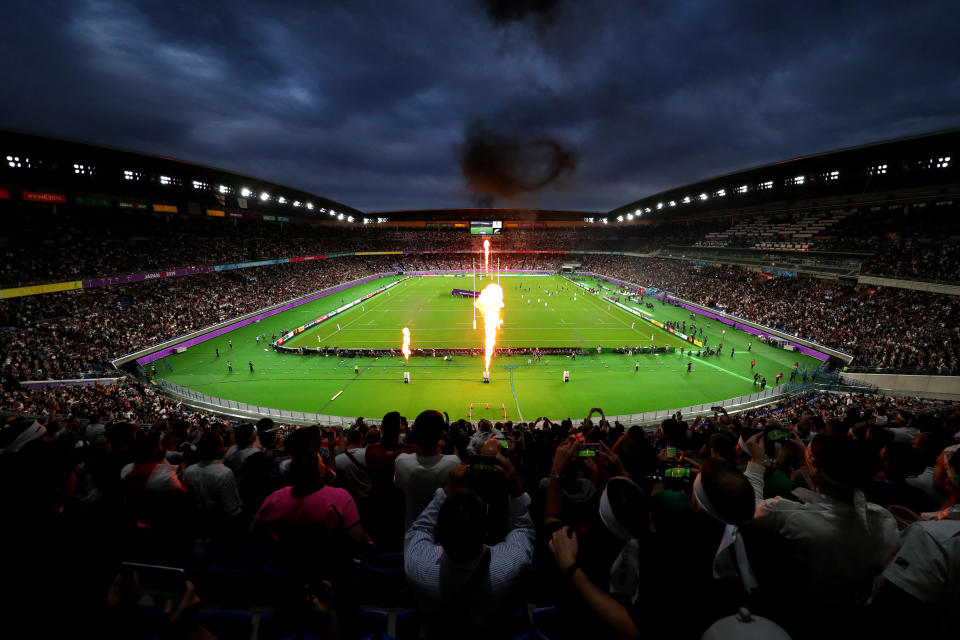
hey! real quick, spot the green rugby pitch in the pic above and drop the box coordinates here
[156,274,821,421]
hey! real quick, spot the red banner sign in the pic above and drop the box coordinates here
[22,191,67,203]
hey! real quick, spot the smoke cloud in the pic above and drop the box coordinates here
[480,0,561,25]
[459,120,577,203]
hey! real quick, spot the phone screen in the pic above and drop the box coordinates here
[578,443,599,457]
[121,562,187,608]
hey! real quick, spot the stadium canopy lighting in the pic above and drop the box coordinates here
[260,192,269,201]
[160,175,172,185]
[306,203,314,210]
[218,184,229,193]
[240,188,252,197]
[617,215,624,222]
[277,196,286,204]
[634,209,641,215]
[644,207,651,213]
[347,216,354,222]
[668,201,676,207]
[601,217,608,224]
[329,209,336,216]
[363,217,372,224]
[715,189,725,197]
[337,213,344,220]
[937,156,951,168]
[626,213,633,220]
[699,192,708,200]
[377,217,389,223]
[736,184,748,194]
[293,201,301,207]
[192,180,208,189]
[656,202,663,209]
[682,196,691,204]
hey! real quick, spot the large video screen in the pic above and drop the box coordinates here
[470,220,503,235]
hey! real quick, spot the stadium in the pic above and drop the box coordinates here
[2,5,959,640]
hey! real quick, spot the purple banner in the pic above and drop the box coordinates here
[451,288,479,297]
[84,266,215,289]
[668,301,830,362]
[136,274,392,365]
[576,271,832,362]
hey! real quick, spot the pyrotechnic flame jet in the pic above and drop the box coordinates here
[483,238,490,275]
[401,327,411,360]
[474,283,504,373]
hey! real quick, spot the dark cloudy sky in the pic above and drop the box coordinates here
[2,0,959,212]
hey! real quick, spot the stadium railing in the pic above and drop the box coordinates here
[157,378,877,428]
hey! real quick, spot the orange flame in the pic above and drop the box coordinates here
[474,283,504,372]
[483,238,490,274]
[401,327,411,360]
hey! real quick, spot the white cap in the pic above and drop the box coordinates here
[701,608,791,640]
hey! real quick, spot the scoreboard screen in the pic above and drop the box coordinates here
[470,220,503,235]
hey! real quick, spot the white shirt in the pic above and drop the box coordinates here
[745,462,900,607]
[120,461,185,494]
[182,460,243,516]
[882,519,960,605]
[335,447,372,502]
[404,489,534,637]
[395,452,461,529]
[223,444,261,474]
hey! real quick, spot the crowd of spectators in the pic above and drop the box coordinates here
[579,256,960,375]
[2,386,957,638]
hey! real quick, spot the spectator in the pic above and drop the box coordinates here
[335,426,372,510]
[181,430,243,542]
[394,409,461,529]
[404,456,534,640]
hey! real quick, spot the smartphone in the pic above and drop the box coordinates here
[578,443,600,457]
[499,440,510,449]
[665,447,678,460]
[121,562,187,608]
[664,467,691,479]
[766,430,790,442]
[469,455,499,472]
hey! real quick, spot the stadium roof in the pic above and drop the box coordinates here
[609,128,960,222]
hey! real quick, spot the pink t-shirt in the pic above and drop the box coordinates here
[254,485,360,538]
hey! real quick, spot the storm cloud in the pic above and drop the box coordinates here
[0,0,958,212]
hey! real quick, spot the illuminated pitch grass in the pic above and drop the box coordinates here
[157,274,822,421]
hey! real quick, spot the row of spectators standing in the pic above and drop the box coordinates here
[1,390,957,638]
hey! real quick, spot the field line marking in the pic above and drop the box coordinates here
[685,355,754,383]
[312,281,399,343]
[508,367,524,422]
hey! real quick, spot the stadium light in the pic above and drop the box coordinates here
[682,196,691,204]
[377,217,389,223]
[656,202,664,209]
[634,209,641,216]
[644,207,651,213]
[218,184,229,193]
[329,209,336,216]
[347,216,354,222]
[601,217,608,224]
[736,185,748,194]
[715,189,726,197]
[293,200,301,207]
[160,175,172,185]
[668,201,676,207]
[306,203,314,210]
[240,188,252,197]
[363,217,372,224]
[699,192,708,200]
[260,191,269,201]
[617,215,624,222]
[337,213,344,220]
[278,196,286,204]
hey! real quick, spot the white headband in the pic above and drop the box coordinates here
[0,420,45,454]
[693,472,758,593]
[599,477,643,604]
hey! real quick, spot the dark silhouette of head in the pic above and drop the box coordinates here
[436,490,487,562]
[697,458,755,525]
